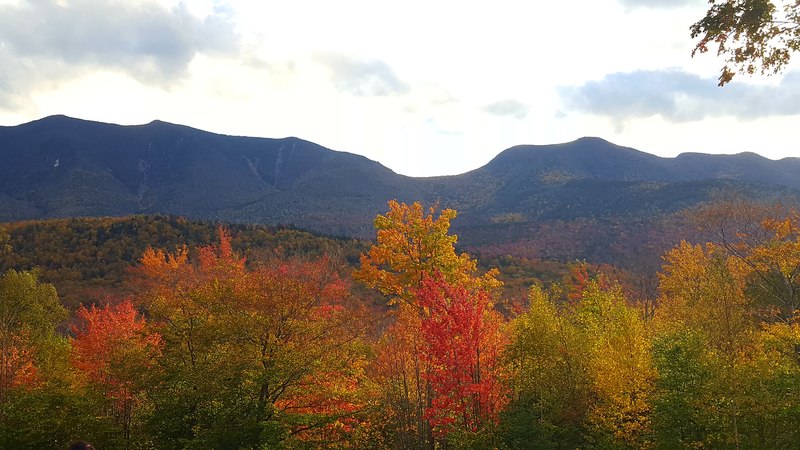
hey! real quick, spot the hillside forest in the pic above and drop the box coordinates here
[1,200,800,449]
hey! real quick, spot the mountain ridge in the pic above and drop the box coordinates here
[1,115,797,265]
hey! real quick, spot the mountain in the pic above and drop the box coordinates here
[0,115,425,236]
[443,137,800,223]
[2,116,798,265]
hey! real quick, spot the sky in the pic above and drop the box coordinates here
[0,0,798,177]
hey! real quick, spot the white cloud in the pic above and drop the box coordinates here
[482,99,529,119]
[618,0,701,9]
[0,0,240,106]
[560,69,800,124]
[314,53,410,97]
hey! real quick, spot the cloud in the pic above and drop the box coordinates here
[560,69,800,124]
[618,0,699,9]
[315,53,410,97]
[0,0,240,107]
[482,99,529,119]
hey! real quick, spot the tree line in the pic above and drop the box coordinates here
[1,199,799,448]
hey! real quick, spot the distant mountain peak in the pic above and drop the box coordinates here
[572,136,613,145]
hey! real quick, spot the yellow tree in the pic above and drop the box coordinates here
[353,200,500,305]
[691,201,800,322]
[573,281,654,448]
[503,285,591,448]
[657,241,755,448]
[657,229,800,447]
[355,201,502,449]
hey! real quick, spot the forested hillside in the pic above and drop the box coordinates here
[2,116,799,261]
[1,200,799,449]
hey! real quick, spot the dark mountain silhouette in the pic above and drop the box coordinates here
[0,115,425,236]
[1,116,798,264]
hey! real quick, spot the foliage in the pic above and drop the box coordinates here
[356,201,505,449]
[417,275,507,436]
[134,227,371,449]
[71,300,163,447]
[573,282,654,448]
[0,269,66,401]
[0,272,114,449]
[3,199,800,447]
[501,285,590,449]
[651,331,718,449]
[353,200,500,306]
[0,225,10,257]
[691,0,800,85]
[1,215,370,307]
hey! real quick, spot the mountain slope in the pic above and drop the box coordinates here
[0,115,426,235]
[1,116,798,249]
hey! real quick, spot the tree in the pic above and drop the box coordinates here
[656,235,800,447]
[502,285,590,449]
[71,299,162,447]
[353,200,500,306]
[134,227,370,448]
[651,330,720,449]
[0,270,65,402]
[355,201,503,448]
[573,281,654,448]
[690,200,800,323]
[0,270,112,450]
[416,274,507,440]
[691,0,800,85]
[0,226,11,258]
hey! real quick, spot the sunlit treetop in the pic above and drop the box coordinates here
[353,200,500,306]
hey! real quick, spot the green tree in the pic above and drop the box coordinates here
[501,285,590,449]
[651,331,719,449]
[0,226,10,258]
[691,0,800,85]
[0,269,66,401]
[0,270,114,449]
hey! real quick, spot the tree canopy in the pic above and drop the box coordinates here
[692,0,800,85]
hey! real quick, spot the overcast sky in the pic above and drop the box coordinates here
[0,0,798,176]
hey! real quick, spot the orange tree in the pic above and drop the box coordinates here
[133,227,371,449]
[71,300,162,447]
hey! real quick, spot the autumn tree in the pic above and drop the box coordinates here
[691,200,800,323]
[573,281,654,448]
[0,270,114,449]
[503,276,652,448]
[0,270,65,402]
[71,300,162,447]
[692,0,800,85]
[356,201,503,448]
[416,274,507,444]
[502,285,590,449]
[353,200,500,305]
[134,227,370,448]
[656,233,800,447]
[656,241,753,447]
